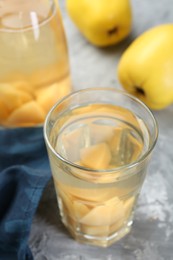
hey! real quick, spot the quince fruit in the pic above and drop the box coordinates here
[66,0,132,46]
[118,24,173,110]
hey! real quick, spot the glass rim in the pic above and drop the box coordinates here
[44,87,158,174]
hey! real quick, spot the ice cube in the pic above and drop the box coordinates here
[89,123,115,145]
[127,133,143,162]
[55,126,85,162]
[109,127,129,166]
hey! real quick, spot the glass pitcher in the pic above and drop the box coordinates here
[0,0,72,127]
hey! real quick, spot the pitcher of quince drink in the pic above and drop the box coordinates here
[0,0,72,127]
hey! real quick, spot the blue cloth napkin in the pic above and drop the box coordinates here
[0,127,51,260]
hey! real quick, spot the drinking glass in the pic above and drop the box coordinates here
[0,0,71,127]
[44,88,158,247]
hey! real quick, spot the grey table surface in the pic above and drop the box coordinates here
[29,1,173,259]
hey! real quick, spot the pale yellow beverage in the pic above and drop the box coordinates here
[44,88,158,247]
[48,103,150,247]
[0,0,71,127]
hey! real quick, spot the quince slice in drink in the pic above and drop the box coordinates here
[6,101,45,126]
[123,196,135,218]
[80,142,111,169]
[57,182,114,203]
[2,74,34,94]
[73,201,89,219]
[109,218,125,234]
[81,224,110,237]
[13,81,34,96]
[0,84,33,111]
[80,196,125,226]
[36,76,71,113]
[0,98,10,122]
[36,84,60,113]
[56,183,89,219]
[58,188,74,216]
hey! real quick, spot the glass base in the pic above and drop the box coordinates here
[62,214,133,248]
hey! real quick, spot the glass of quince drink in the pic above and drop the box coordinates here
[0,0,71,127]
[44,88,158,247]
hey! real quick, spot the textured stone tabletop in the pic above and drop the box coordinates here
[29,1,173,259]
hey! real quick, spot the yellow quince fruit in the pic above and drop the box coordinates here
[66,0,132,47]
[118,24,173,110]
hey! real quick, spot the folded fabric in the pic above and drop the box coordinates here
[0,127,51,260]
